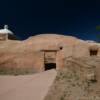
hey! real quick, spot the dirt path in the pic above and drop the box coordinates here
[0,69,57,100]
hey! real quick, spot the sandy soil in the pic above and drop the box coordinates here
[0,69,57,100]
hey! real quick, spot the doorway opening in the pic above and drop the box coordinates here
[45,63,56,71]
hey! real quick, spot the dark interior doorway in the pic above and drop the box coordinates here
[45,63,56,71]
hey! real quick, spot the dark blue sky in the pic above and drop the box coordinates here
[0,0,99,41]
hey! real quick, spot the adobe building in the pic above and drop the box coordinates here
[0,33,100,72]
[22,34,100,72]
[0,25,18,40]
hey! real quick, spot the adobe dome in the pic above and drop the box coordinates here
[28,34,77,40]
[26,33,79,45]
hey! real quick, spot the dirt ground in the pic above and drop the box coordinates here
[0,69,57,100]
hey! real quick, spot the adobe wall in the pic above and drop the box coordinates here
[31,37,100,72]
[0,34,100,72]
[0,34,7,40]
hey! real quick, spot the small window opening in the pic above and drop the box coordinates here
[60,46,63,50]
[90,49,98,56]
[90,79,97,83]
[45,63,56,71]
[88,75,97,83]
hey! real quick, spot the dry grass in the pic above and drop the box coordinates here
[0,67,37,75]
